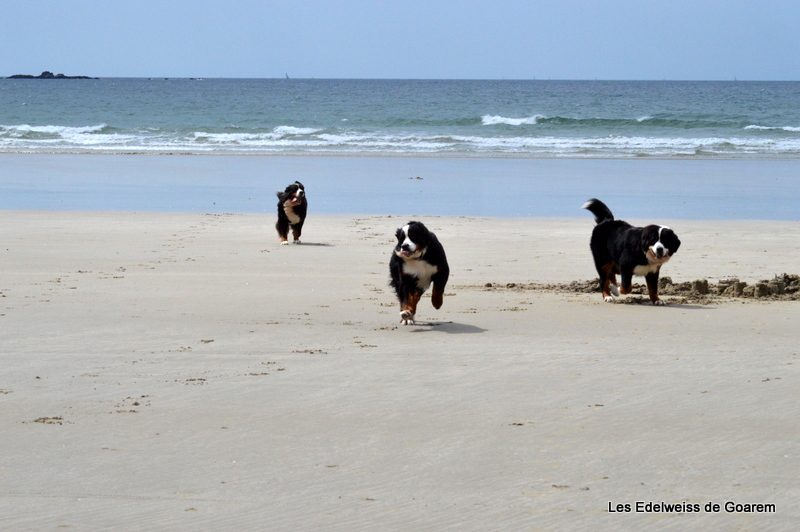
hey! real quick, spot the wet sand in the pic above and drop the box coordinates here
[3,153,800,220]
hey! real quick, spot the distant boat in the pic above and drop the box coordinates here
[286,73,290,79]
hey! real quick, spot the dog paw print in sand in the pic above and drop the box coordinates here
[354,338,378,348]
[178,378,208,386]
[247,361,285,375]
[509,420,536,427]
[24,416,72,425]
[113,395,152,414]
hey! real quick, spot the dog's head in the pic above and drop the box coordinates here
[642,225,681,264]
[279,181,306,205]
[394,221,431,260]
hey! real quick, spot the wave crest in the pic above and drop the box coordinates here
[745,125,800,132]
[272,126,323,136]
[0,123,109,138]
[481,115,543,126]
[3,122,800,158]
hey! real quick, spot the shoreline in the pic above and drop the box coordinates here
[2,153,799,220]
[4,150,800,161]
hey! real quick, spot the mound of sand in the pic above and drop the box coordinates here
[471,273,800,305]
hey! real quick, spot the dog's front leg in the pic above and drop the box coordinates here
[276,219,290,245]
[400,291,421,325]
[645,271,665,305]
[619,271,634,295]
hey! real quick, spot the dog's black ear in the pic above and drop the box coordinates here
[641,226,658,252]
[395,227,404,242]
[667,231,681,254]
[407,222,430,249]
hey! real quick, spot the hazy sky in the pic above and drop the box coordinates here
[3,0,799,80]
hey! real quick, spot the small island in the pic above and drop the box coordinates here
[5,71,97,79]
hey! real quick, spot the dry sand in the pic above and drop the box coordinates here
[1,210,798,530]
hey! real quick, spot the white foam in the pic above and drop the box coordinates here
[272,126,322,136]
[4,122,800,157]
[745,125,800,132]
[481,115,543,126]
[0,123,108,137]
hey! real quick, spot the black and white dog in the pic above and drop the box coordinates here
[276,181,307,245]
[583,198,681,305]
[390,221,450,325]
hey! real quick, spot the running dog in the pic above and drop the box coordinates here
[389,221,450,324]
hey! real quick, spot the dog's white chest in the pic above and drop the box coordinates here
[633,257,669,276]
[283,202,301,225]
[634,250,671,276]
[633,263,659,276]
[403,259,438,290]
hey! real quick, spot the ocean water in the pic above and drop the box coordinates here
[2,78,800,158]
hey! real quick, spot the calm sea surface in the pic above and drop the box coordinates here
[2,78,800,158]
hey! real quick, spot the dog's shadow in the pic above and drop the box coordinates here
[409,321,487,334]
[622,297,715,310]
[294,242,333,247]
[663,303,714,310]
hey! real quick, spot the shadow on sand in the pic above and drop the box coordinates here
[409,321,487,334]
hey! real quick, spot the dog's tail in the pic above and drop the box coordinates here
[582,198,614,224]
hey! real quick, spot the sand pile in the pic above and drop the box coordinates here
[474,273,800,304]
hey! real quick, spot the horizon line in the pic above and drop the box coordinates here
[4,75,800,82]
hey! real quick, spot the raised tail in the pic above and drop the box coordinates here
[582,198,614,224]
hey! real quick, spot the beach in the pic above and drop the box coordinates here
[2,201,799,529]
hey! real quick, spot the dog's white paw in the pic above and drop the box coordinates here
[653,299,666,306]
[604,295,616,303]
[280,241,289,246]
[293,240,301,245]
[610,284,620,297]
[400,310,415,325]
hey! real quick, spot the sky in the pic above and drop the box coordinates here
[2,0,799,80]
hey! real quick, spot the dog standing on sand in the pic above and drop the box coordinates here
[276,181,307,245]
[583,198,681,305]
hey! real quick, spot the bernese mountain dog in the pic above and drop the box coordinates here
[389,221,450,325]
[583,198,681,305]
[276,181,307,245]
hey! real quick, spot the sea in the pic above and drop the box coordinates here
[2,78,800,218]
[2,78,800,158]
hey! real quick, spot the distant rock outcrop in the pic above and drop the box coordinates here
[6,71,97,79]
